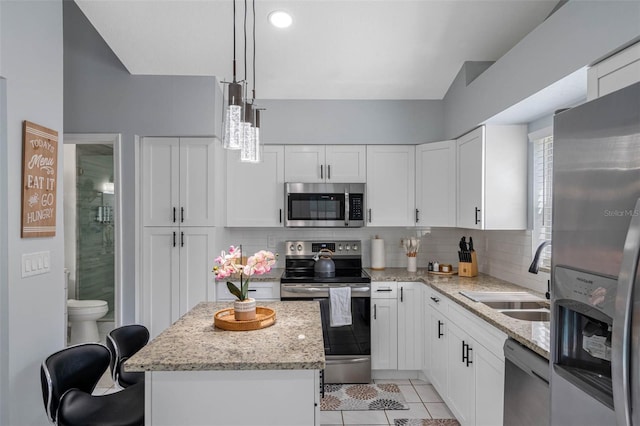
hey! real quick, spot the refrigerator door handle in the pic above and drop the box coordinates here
[613,198,640,426]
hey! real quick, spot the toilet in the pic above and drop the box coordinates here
[67,299,109,345]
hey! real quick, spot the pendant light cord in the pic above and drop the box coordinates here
[232,0,237,81]
[244,0,248,88]
[252,0,256,101]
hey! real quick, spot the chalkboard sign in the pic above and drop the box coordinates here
[21,120,58,238]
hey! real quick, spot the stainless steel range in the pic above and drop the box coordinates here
[281,240,371,384]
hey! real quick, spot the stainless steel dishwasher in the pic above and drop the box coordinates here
[503,338,550,426]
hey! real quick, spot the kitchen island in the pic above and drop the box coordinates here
[125,301,325,426]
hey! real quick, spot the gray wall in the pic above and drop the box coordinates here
[64,1,221,323]
[259,99,445,144]
[443,0,640,139]
[0,1,65,424]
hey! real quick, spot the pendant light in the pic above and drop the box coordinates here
[240,0,262,163]
[222,0,244,150]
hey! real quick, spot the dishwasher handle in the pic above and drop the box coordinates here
[503,338,549,383]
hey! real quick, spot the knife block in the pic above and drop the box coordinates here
[458,252,478,277]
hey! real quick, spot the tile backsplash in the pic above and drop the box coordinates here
[218,226,549,294]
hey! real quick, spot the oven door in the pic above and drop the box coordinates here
[281,283,371,383]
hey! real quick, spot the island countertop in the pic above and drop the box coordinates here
[125,301,325,372]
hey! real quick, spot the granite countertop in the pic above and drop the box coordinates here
[125,301,325,372]
[366,268,551,359]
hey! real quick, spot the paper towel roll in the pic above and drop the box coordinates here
[371,238,385,270]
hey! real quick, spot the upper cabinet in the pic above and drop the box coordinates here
[456,126,527,230]
[284,145,366,183]
[366,145,416,226]
[142,137,218,227]
[588,41,640,100]
[415,141,456,227]
[226,145,285,227]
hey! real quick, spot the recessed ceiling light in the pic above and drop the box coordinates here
[268,10,292,28]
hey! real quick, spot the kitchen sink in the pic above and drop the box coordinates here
[459,291,545,303]
[500,310,551,322]
[482,301,547,310]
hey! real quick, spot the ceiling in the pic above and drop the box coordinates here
[75,0,560,100]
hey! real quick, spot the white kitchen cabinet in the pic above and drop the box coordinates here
[371,282,398,370]
[587,41,640,101]
[474,343,504,426]
[366,145,416,226]
[447,321,476,426]
[141,227,214,339]
[415,141,456,227]
[214,281,280,301]
[284,145,366,183]
[456,125,527,230]
[397,282,423,370]
[226,146,285,227]
[426,290,448,394]
[142,137,217,227]
[422,287,507,426]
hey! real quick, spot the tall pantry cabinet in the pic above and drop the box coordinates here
[140,137,221,338]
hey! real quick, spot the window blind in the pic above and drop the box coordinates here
[533,135,553,270]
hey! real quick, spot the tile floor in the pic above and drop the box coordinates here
[93,376,456,425]
[320,379,456,426]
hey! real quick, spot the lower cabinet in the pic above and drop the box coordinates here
[397,282,423,370]
[141,227,214,339]
[372,282,424,371]
[371,283,398,370]
[424,288,507,426]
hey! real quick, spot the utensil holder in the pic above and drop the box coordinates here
[458,252,478,277]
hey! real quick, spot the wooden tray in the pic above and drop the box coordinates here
[214,306,276,331]
[428,269,458,276]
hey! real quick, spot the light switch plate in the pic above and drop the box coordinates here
[22,251,51,277]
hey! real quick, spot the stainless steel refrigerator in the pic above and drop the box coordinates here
[551,81,640,425]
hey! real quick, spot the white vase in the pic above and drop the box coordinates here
[407,256,417,272]
[234,298,256,321]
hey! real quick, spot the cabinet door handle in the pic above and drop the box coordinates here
[173,207,176,223]
[181,231,184,247]
[462,341,467,363]
[431,296,440,304]
[374,304,377,320]
[416,209,420,223]
[279,209,282,223]
[437,320,443,338]
[475,207,481,225]
[368,208,372,223]
[400,287,404,302]
[173,231,176,247]
[181,207,184,223]
[376,288,392,292]
[320,164,323,180]
[466,344,473,367]
[248,289,257,292]
[328,165,331,180]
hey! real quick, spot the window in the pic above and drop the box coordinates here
[532,133,553,271]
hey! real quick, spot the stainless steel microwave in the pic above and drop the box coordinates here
[285,183,365,228]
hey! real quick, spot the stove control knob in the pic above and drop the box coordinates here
[297,244,303,252]
[337,244,342,251]
[353,244,358,251]
[345,245,350,251]
[289,244,295,252]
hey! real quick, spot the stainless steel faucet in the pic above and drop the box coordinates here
[528,241,551,274]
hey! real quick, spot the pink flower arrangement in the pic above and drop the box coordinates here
[213,245,277,301]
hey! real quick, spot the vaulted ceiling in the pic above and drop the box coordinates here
[75,0,560,100]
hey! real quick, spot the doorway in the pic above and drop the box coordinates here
[63,134,122,344]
